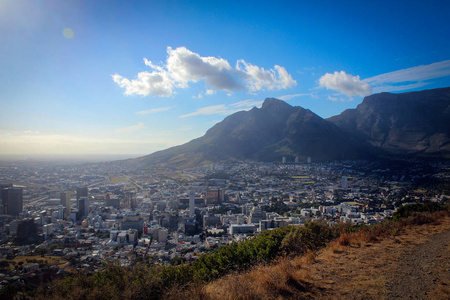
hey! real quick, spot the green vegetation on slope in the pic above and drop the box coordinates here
[28,202,448,300]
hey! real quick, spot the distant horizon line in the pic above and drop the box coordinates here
[0,153,146,162]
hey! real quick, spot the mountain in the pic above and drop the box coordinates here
[327,87,450,158]
[133,98,378,168]
[132,87,450,168]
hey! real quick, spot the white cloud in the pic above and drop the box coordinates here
[278,93,313,101]
[113,47,296,97]
[180,99,264,118]
[364,60,450,86]
[328,95,338,101]
[371,82,429,94]
[230,99,263,108]
[318,60,450,97]
[112,63,175,97]
[319,71,372,97]
[166,47,243,91]
[179,105,229,118]
[195,89,216,98]
[136,106,173,115]
[115,122,145,133]
[236,60,297,92]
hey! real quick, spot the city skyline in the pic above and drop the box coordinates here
[1,0,450,158]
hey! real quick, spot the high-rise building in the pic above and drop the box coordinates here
[60,192,71,219]
[189,190,195,216]
[124,191,136,210]
[57,205,64,219]
[105,194,120,208]
[76,187,88,201]
[341,176,348,189]
[1,187,23,216]
[16,218,41,245]
[249,206,266,224]
[206,188,223,205]
[77,196,89,219]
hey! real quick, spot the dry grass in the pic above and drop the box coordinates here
[0,255,66,270]
[205,257,316,300]
[198,211,450,300]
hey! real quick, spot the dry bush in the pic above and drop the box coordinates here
[337,233,350,246]
[205,258,313,300]
[302,251,317,264]
[164,283,209,300]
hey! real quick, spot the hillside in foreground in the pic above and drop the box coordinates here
[29,204,449,300]
[205,210,450,299]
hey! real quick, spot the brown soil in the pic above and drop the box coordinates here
[385,229,450,299]
[204,215,450,299]
[309,216,450,299]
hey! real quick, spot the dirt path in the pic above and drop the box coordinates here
[304,216,450,299]
[203,216,450,300]
[386,229,450,299]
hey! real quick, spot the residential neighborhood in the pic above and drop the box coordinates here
[0,159,448,292]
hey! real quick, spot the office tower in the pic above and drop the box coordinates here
[57,205,64,219]
[76,187,88,201]
[105,193,120,208]
[124,191,136,210]
[249,206,266,224]
[189,190,195,216]
[60,192,71,218]
[16,219,40,245]
[1,187,23,216]
[77,196,89,219]
[342,176,348,189]
[206,188,223,205]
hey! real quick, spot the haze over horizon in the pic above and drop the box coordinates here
[1,0,450,158]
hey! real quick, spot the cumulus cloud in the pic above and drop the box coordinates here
[113,47,296,97]
[320,60,450,98]
[136,106,173,115]
[235,60,297,92]
[112,64,174,97]
[166,47,243,91]
[196,89,216,98]
[319,71,372,97]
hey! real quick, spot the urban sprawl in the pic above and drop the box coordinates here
[0,158,448,290]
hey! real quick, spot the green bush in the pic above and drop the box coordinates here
[392,202,444,220]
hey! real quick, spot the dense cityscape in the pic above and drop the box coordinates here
[0,157,449,292]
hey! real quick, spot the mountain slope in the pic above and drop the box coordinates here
[327,87,450,156]
[134,98,377,167]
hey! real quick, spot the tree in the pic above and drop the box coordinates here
[35,248,48,257]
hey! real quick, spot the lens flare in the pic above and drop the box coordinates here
[63,28,74,39]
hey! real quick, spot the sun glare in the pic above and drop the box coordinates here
[62,27,74,39]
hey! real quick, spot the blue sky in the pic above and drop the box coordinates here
[1,0,449,158]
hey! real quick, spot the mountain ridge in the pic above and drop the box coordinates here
[133,87,450,168]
